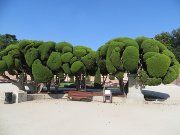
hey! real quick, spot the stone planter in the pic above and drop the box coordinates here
[126,74,145,103]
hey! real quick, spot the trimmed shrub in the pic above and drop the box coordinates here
[62,46,73,53]
[62,63,72,74]
[141,39,159,53]
[38,41,55,61]
[47,52,62,71]
[135,36,149,46]
[25,48,39,67]
[110,37,139,49]
[70,61,85,74]
[70,56,78,64]
[162,50,175,59]
[163,67,177,84]
[146,54,171,77]
[0,60,7,72]
[61,52,73,63]
[143,52,158,61]
[55,42,72,53]
[122,46,139,73]
[73,47,87,58]
[145,78,162,86]
[2,55,14,69]
[110,48,122,69]
[32,59,53,83]
[106,58,117,73]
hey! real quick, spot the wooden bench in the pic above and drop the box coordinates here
[68,91,93,102]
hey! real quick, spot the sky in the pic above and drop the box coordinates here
[0,0,180,50]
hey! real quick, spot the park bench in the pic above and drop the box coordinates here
[68,91,93,102]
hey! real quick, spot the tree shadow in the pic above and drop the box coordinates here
[142,89,170,101]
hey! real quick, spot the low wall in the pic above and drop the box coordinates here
[27,94,68,101]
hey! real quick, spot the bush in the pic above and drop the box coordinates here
[38,41,55,61]
[61,52,73,63]
[106,57,117,73]
[110,47,122,69]
[32,59,53,83]
[162,50,175,59]
[122,46,139,73]
[141,39,159,53]
[25,48,39,67]
[146,54,171,77]
[70,61,85,74]
[70,56,78,64]
[163,67,177,84]
[0,60,7,72]
[139,70,149,84]
[47,52,62,71]
[55,42,72,53]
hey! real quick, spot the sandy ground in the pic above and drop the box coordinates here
[0,99,180,135]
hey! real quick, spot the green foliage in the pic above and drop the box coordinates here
[145,78,162,86]
[70,56,78,64]
[8,49,20,58]
[0,34,17,50]
[139,70,149,84]
[70,61,85,74]
[32,59,53,83]
[146,54,171,77]
[106,58,117,73]
[143,52,158,61]
[115,72,124,80]
[47,52,62,71]
[94,68,102,88]
[25,48,39,67]
[135,36,149,47]
[0,60,7,72]
[122,46,139,73]
[55,42,73,53]
[62,46,73,53]
[162,50,175,59]
[109,74,115,80]
[61,52,73,63]
[163,67,177,84]
[141,39,159,53]
[38,41,55,61]
[62,63,72,74]
[73,47,87,58]
[14,58,21,68]
[2,55,14,69]
[110,47,122,69]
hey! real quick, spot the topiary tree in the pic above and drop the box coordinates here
[97,37,139,94]
[139,38,180,86]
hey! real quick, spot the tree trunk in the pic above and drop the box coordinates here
[119,79,126,96]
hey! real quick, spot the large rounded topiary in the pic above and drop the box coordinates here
[47,52,62,71]
[70,61,85,74]
[61,52,73,63]
[32,59,53,83]
[25,48,39,67]
[146,54,171,78]
[122,46,139,73]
